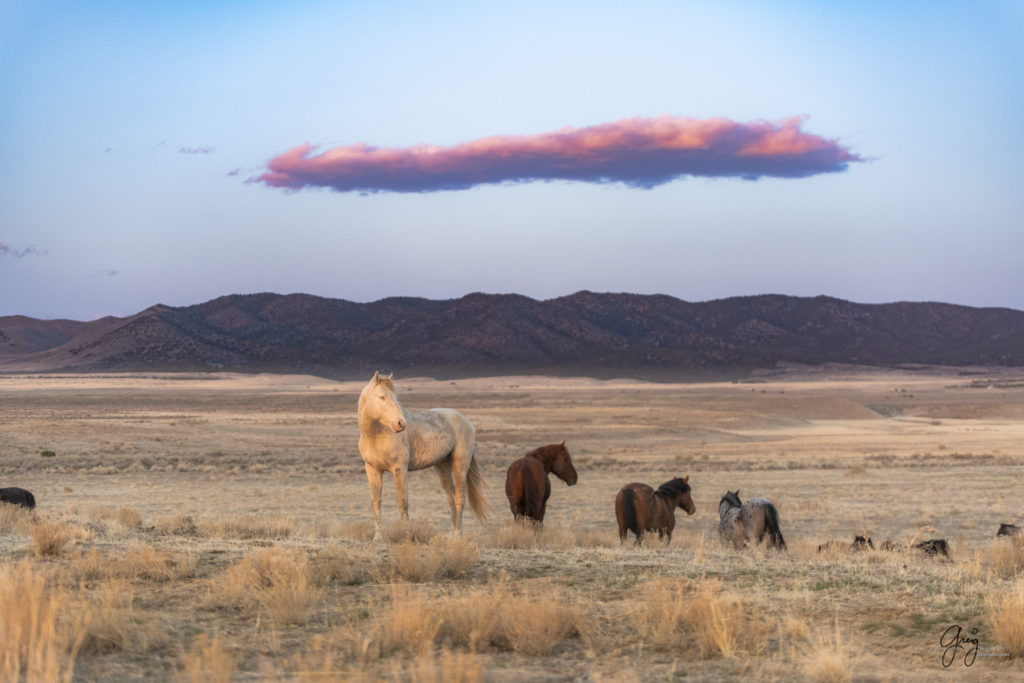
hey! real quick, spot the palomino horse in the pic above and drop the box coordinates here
[505,442,578,524]
[718,490,786,550]
[615,477,695,545]
[357,372,489,539]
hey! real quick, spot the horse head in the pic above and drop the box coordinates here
[551,442,578,485]
[658,476,696,515]
[720,490,742,509]
[360,371,407,432]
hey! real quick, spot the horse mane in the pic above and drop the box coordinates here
[720,490,742,508]
[655,478,690,499]
[525,442,566,464]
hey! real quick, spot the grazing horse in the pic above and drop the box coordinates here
[997,523,1022,537]
[357,371,489,540]
[818,535,874,554]
[913,538,950,557]
[615,477,695,545]
[879,538,951,558]
[718,490,786,551]
[0,487,35,509]
[505,442,577,524]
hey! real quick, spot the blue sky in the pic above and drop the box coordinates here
[1,0,1022,320]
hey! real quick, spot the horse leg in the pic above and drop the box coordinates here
[434,460,458,531]
[364,463,385,541]
[393,466,410,522]
[450,447,472,535]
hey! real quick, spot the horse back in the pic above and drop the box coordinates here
[404,408,474,470]
[0,487,35,509]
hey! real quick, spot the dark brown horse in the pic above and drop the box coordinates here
[505,442,577,524]
[615,477,695,545]
[997,523,1022,537]
[0,487,35,509]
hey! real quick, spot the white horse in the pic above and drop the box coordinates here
[357,371,489,539]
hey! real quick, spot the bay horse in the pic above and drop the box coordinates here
[0,487,35,509]
[615,476,695,545]
[357,371,489,540]
[718,490,786,551]
[505,442,577,524]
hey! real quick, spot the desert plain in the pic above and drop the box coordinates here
[1,366,1024,681]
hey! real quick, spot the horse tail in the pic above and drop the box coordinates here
[26,491,36,509]
[763,503,786,551]
[621,488,640,537]
[465,454,490,521]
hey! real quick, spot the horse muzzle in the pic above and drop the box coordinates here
[391,419,407,432]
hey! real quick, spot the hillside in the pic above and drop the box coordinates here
[2,291,1023,378]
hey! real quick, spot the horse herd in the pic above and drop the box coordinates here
[2,373,1019,557]
[356,373,1022,553]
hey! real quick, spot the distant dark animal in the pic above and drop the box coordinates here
[818,535,874,554]
[879,538,950,558]
[997,523,1022,537]
[615,476,695,545]
[505,442,577,524]
[718,490,786,551]
[0,487,36,509]
[913,538,950,557]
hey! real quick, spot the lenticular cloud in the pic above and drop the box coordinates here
[254,115,862,194]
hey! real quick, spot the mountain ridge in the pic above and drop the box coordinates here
[2,291,1023,379]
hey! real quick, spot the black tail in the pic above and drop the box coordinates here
[622,489,640,540]
[763,503,786,551]
[26,491,36,509]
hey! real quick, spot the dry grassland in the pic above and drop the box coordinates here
[1,367,1024,681]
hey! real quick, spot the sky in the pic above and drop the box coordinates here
[1,0,1022,321]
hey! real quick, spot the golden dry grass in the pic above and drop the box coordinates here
[1,369,1023,680]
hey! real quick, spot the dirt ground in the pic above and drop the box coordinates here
[1,367,1023,681]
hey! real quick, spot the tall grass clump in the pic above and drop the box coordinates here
[495,582,577,656]
[176,635,236,683]
[0,560,79,682]
[630,577,771,658]
[406,649,487,683]
[204,548,321,625]
[0,504,32,534]
[201,514,296,540]
[990,579,1024,658]
[385,519,436,544]
[31,519,73,557]
[988,534,1024,577]
[75,581,136,655]
[389,536,478,582]
[379,585,444,656]
[800,622,852,683]
[439,576,510,652]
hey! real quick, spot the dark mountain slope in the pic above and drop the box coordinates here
[2,292,1022,378]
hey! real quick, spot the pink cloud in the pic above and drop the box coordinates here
[252,115,863,194]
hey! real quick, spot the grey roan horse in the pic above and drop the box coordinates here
[718,490,786,550]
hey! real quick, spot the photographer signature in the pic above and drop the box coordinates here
[939,624,979,667]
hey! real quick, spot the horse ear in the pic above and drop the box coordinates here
[372,370,380,383]
[386,372,394,380]
[560,441,565,447]
[683,476,689,483]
